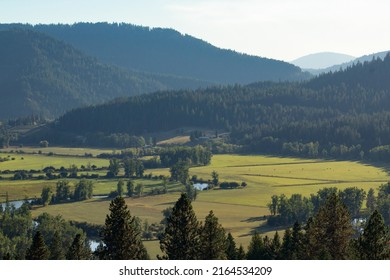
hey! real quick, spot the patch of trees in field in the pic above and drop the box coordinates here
[267,187,366,226]
[267,182,390,227]
[38,179,94,206]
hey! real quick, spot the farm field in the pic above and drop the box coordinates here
[10,152,389,258]
[0,152,108,171]
[0,146,114,156]
[189,154,390,207]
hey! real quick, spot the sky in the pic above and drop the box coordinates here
[1,0,389,61]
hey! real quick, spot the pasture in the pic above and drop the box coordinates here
[17,152,390,257]
[0,146,114,156]
[0,152,108,171]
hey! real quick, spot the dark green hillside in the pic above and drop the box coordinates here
[0,29,176,119]
[34,55,390,161]
[308,54,390,90]
[0,23,310,84]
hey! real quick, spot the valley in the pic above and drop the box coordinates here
[2,147,388,257]
[1,20,389,261]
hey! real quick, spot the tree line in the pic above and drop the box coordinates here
[98,193,390,260]
[2,191,389,260]
[0,203,91,260]
[268,183,390,227]
[33,54,390,161]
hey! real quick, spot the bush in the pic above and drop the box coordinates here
[219,181,240,189]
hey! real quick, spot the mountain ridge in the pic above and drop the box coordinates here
[0,22,310,84]
[0,29,181,119]
[291,52,355,70]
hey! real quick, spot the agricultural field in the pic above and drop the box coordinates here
[0,146,114,156]
[7,151,388,257]
[0,152,109,171]
[189,154,390,207]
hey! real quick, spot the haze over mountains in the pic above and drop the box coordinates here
[292,51,390,75]
[0,22,388,122]
[0,23,309,84]
[0,22,311,119]
[0,29,176,119]
[291,52,356,70]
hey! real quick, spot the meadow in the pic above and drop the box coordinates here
[0,146,114,156]
[9,151,388,257]
[0,152,109,171]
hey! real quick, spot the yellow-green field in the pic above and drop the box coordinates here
[14,153,389,258]
[189,155,389,207]
[1,146,114,156]
[0,153,108,170]
[157,136,190,145]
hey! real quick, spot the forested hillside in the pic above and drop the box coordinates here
[0,23,310,84]
[36,54,390,161]
[0,29,179,119]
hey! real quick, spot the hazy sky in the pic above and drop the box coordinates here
[1,0,389,61]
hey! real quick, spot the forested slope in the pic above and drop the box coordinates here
[0,29,172,118]
[40,55,390,160]
[0,23,310,84]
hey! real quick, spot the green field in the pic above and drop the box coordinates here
[189,155,389,207]
[0,153,108,171]
[17,153,390,258]
[1,146,114,156]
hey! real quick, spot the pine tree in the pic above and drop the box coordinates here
[199,211,227,259]
[246,232,266,259]
[269,231,281,259]
[159,193,201,259]
[290,222,305,259]
[66,234,91,260]
[236,244,246,260]
[359,210,389,259]
[225,232,238,260]
[302,217,316,259]
[280,228,293,259]
[309,193,353,259]
[26,231,49,260]
[262,235,273,259]
[99,196,148,260]
[49,231,65,260]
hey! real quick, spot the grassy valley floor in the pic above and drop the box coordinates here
[5,152,387,258]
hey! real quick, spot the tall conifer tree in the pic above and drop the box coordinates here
[199,210,227,259]
[309,193,353,259]
[49,231,65,260]
[26,231,49,260]
[99,196,148,260]
[359,210,389,259]
[66,234,91,260]
[246,232,266,259]
[225,232,238,260]
[159,193,201,259]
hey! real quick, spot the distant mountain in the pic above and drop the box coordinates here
[311,50,390,75]
[0,23,310,84]
[0,29,187,119]
[291,52,355,70]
